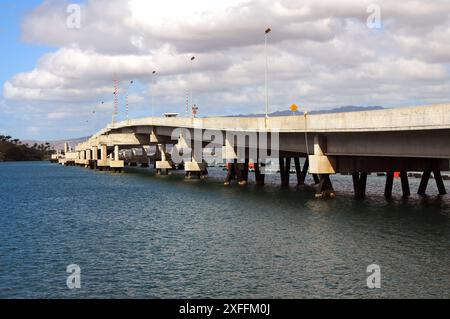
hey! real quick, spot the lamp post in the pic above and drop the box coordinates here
[151,71,156,116]
[264,28,271,118]
[189,56,195,117]
[126,80,133,121]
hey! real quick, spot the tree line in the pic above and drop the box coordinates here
[0,135,54,161]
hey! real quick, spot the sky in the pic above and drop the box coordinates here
[1,0,450,140]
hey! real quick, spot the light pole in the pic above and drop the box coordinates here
[264,28,271,118]
[151,71,156,116]
[126,80,133,121]
[189,56,195,117]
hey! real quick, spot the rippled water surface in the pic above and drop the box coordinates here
[0,162,449,298]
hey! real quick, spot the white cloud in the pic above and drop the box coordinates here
[3,0,450,139]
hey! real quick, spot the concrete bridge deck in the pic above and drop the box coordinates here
[60,103,450,199]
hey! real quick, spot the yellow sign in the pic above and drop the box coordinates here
[290,104,299,113]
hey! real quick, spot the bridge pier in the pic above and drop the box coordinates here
[97,144,110,171]
[309,135,336,198]
[294,157,320,187]
[315,174,336,199]
[155,144,173,175]
[89,146,98,169]
[183,145,208,180]
[279,157,291,187]
[400,171,410,197]
[84,149,92,168]
[385,171,394,198]
[418,170,447,196]
[254,160,265,186]
[352,172,368,199]
[109,145,124,173]
[224,160,247,186]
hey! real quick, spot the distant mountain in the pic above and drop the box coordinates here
[230,105,385,117]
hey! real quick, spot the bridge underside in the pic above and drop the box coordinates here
[67,105,450,199]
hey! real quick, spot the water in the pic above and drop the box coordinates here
[0,162,449,299]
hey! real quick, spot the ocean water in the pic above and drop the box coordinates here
[0,161,449,299]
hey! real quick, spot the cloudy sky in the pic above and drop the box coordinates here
[1,0,450,140]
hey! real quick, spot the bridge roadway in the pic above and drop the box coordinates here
[61,103,450,199]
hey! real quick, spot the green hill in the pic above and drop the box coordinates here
[0,135,54,162]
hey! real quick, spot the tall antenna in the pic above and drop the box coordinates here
[125,80,134,120]
[126,90,129,120]
[112,73,119,124]
[185,88,189,116]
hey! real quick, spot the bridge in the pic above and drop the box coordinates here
[58,103,450,199]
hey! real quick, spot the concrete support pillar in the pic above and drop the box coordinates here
[418,171,431,196]
[279,157,291,187]
[101,144,107,161]
[420,171,447,195]
[309,135,336,187]
[352,172,368,199]
[92,146,98,160]
[385,171,394,198]
[96,144,109,171]
[316,174,336,199]
[183,134,208,180]
[108,145,124,173]
[156,144,173,175]
[224,159,246,186]
[314,135,327,156]
[400,171,410,197]
[294,157,318,186]
[254,160,265,186]
[114,145,119,161]
[433,171,447,195]
[85,149,92,161]
[313,174,320,184]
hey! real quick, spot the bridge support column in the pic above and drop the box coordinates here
[294,157,306,186]
[309,135,336,198]
[92,146,98,160]
[315,174,336,199]
[279,157,291,187]
[418,171,447,196]
[352,172,368,199]
[183,138,208,180]
[400,171,410,197]
[433,171,447,195]
[313,174,320,184]
[85,149,92,168]
[294,157,319,186]
[110,145,124,173]
[224,160,247,186]
[385,171,394,198]
[97,144,109,171]
[221,136,248,185]
[79,150,86,166]
[418,171,431,196]
[90,146,98,169]
[254,160,265,186]
[155,144,173,175]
